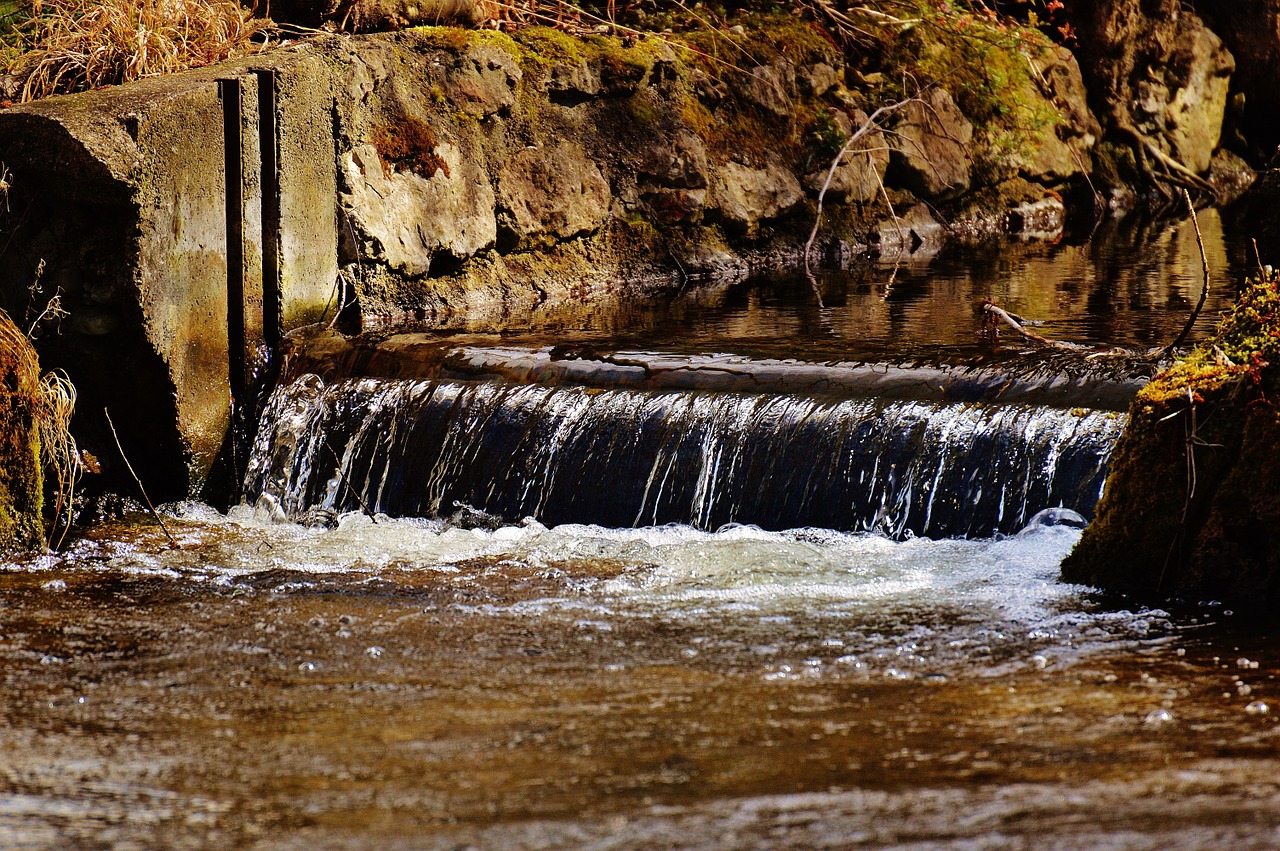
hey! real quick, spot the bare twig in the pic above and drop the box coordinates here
[104,407,180,548]
[803,98,915,277]
[1157,189,1210,360]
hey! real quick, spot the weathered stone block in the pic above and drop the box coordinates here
[887,88,974,200]
[497,141,611,247]
[709,162,803,233]
[342,141,497,274]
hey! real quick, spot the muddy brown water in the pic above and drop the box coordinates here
[3,213,1280,849]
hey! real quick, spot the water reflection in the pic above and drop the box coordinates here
[445,211,1251,362]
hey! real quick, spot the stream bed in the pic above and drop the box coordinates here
[3,213,1279,848]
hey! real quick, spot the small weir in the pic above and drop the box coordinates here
[245,348,1129,538]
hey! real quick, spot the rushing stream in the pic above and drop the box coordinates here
[3,214,1279,848]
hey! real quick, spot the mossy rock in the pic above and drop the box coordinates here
[0,310,42,550]
[1062,272,1280,607]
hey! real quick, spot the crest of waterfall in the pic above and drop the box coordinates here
[245,373,1125,539]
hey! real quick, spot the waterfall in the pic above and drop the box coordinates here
[244,372,1125,539]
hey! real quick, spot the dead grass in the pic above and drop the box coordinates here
[4,0,273,103]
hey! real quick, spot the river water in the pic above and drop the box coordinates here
[3,213,1279,848]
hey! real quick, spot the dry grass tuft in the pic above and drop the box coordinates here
[4,0,273,103]
[37,367,83,547]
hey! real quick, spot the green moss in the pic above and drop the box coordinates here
[870,3,1061,168]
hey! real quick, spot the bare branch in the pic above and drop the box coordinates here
[803,97,916,277]
[1157,190,1210,360]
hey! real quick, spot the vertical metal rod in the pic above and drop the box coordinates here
[220,77,246,406]
[254,68,281,353]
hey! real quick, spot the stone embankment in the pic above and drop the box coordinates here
[0,9,1259,508]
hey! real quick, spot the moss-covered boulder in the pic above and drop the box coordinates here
[0,311,42,550]
[1062,271,1280,607]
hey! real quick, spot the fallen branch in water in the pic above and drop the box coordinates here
[1157,189,1210,360]
[979,299,1079,350]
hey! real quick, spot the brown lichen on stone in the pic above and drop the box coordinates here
[373,116,450,180]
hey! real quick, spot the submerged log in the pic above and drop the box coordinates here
[1062,270,1280,608]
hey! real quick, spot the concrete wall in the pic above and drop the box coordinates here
[0,52,339,499]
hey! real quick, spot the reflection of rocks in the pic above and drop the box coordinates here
[1207,149,1256,204]
[1006,195,1066,241]
[887,89,973,200]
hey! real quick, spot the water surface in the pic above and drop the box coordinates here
[3,213,1279,848]
[1,510,1277,848]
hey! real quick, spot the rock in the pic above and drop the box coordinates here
[547,57,601,99]
[639,129,710,190]
[873,203,946,259]
[798,62,839,97]
[1061,272,1280,607]
[1071,1,1232,177]
[1203,1,1280,158]
[497,142,611,247]
[745,60,797,116]
[887,88,974,200]
[1006,194,1066,240]
[341,141,497,275]
[0,312,42,550]
[1206,148,1256,204]
[638,129,711,223]
[445,43,522,119]
[1018,46,1100,183]
[804,108,889,203]
[709,161,803,233]
[1165,19,1234,174]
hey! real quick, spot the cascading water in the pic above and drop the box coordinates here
[244,369,1126,539]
